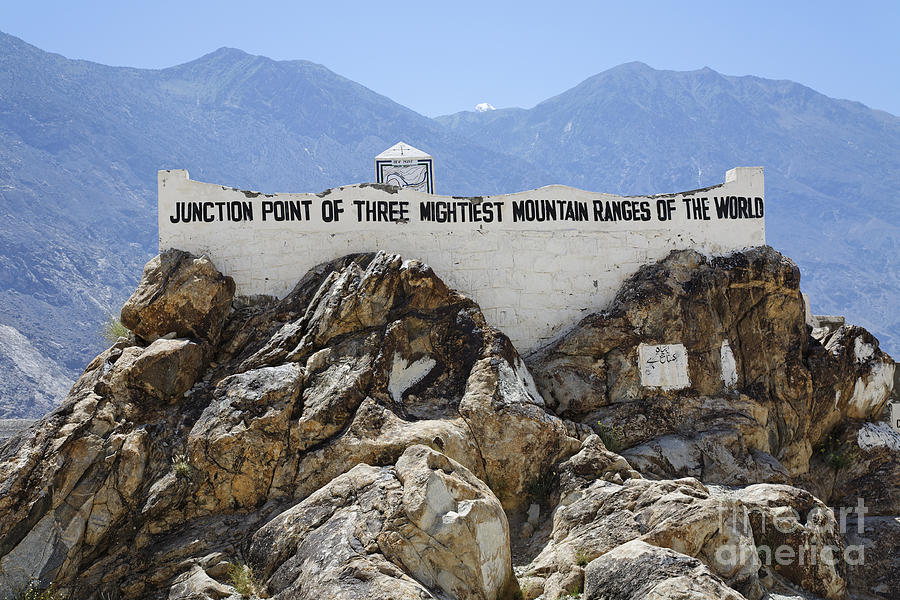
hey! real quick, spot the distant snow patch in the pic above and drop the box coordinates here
[388,354,436,402]
[475,102,495,112]
[857,422,900,452]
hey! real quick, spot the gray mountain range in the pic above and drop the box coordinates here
[0,31,897,417]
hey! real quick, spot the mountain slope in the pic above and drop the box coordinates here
[437,62,900,352]
[0,32,551,416]
[1,35,897,417]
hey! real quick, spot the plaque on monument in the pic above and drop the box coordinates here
[375,142,434,194]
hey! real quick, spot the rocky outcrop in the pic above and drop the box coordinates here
[0,250,577,598]
[120,249,235,344]
[527,247,895,483]
[0,246,896,600]
[248,445,516,600]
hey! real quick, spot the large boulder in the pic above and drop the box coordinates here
[97,338,209,403]
[583,540,744,600]
[121,249,235,344]
[247,445,517,600]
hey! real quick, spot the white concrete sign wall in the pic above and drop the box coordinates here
[158,167,765,353]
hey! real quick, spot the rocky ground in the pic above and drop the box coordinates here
[0,247,897,600]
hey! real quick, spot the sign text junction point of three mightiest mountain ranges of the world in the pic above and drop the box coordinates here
[158,166,765,353]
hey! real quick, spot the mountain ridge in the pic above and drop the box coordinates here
[0,30,897,418]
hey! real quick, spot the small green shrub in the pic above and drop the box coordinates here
[817,433,854,470]
[574,548,589,567]
[101,312,130,343]
[172,453,193,480]
[228,563,258,597]
[596,421,622,453]
[527,470,555,507]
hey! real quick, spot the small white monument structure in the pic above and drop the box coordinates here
[375,142,434,194]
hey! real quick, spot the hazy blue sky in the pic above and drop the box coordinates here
[2,1,898,117]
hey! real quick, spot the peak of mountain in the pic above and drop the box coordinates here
[0,30,552,416]
[438,62,900,354]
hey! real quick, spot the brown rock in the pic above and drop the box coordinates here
[528,246,894,482]
[121,249,235,344]
[97,338,209,403]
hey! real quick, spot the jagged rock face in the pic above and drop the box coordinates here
[0,246,896,600]
[120,249,235,344]
[0,250,577,598]
[800,419,900,517]
[844,516,900,599]
[528,247,895,484]
[247,445,516,600]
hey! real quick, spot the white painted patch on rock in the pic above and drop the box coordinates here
[497,357,546,407]
[720,340,737,388]
[857,421,900,452]
[473,508,508,595]
[854,337,875,364]
[848,360,895,417]
[388,354,436,402]
[639,343,690,391]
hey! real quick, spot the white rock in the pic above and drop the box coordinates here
[857,421,900,452]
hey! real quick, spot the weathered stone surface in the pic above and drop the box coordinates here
[0,247,894,600]
[525,476,763,599]
[121,249,235,344]
[248,445,517,600]
[737,484,848,600]
[97,338,209,403]
[844,516,900,599]
[458,351,582,510]
[528,247,895,482]
[188,363,302,510]
[584,540,744,600]
[167,565,237,600]
[799,419,900,517]
[554,434,640,506]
